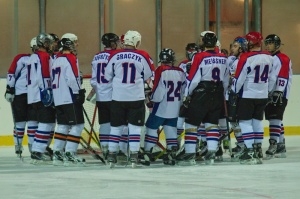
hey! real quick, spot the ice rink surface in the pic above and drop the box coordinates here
[1,136,299,199]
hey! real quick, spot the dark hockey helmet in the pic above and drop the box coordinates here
[202,32,218,48]
[233,36,248,52]
[59,38,75,52]
[159,48,175,64]
[36,33,54,50]
[101,33,119,48]
[264,34,281,49]
[49,33,59,42]
[185,43,199,60]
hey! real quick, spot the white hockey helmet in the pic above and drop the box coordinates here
[30,37,37,48]
[30,37,38,53]
[61,33,78,42]
[124,30,141,48]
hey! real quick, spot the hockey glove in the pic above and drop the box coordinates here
[41,88,54,107]
[272,91,283,106]
[179,96,191,117]
[4,85,15,103]
[186,62,192,74]
[228,89,238,106]
[74,89,86,105]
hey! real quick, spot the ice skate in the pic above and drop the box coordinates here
[275,141,287,158]
[64,152,86,167]
[231,143,243,154]
[195,141,207,161]
[53,151,64,166]
[253,143,263,164]
[239,148,257,165]
[116,150,128,165]
[140,148,153,166]
[231,144,245,162]
[176,153,196,166]
[101,145,109,160]
[107,152,117,168]
[265,139,277,160]
[162,146,177,166]
[30,151,52,165]
[15,145,23,156]
[130,151,139,168]
[204,150,216,165]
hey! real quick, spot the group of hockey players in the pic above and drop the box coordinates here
[5,29,292,168]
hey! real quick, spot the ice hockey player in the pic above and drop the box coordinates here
[177,32,229,165]
[5,37,39,156]
[231,31,275,164]
[264,34,292,159]
[51,38,86,166]
[104,30,155,168]
[143,48,186,166]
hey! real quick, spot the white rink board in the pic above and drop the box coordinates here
[1,136,300,199]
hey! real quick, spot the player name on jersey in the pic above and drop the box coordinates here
[93,54,109,61]
[204,57,226,65]
[117,53,142,62]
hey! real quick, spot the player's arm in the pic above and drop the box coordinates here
[150,67,165,103]
[90,59,98,89]
[232,54,247,94]
[187,54,202,95]
[274,55,291,93]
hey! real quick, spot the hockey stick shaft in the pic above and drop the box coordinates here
[82,106,100,147]
[80,137,106,164]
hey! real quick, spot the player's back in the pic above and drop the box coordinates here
[151,65,186,118]
[7,54,30,95]
[235,51,273,98]
[91,50,116,101]
[106,49,154,101]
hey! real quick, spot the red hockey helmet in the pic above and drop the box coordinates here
[245,31,263,47]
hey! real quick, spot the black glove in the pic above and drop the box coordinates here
[228,89,238,106]
[4,85,15,102]
[272,91,283,106]
[186,62,192,74]
[74,89,86,105]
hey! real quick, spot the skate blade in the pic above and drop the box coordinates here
[109,162,115,168]
[63,161,86,167]
[274,153,287,158]
[205,159,215,165]
[240,159,257,165]
[30,159,52,165]
[53,160,64,166]
[176,160,196,166]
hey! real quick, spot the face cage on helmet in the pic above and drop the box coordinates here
[186,50,197,61]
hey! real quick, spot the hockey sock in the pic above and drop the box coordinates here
[27,121,38,145]
[164,125,177,150]
[239,120,254,149]
[47,123,55,146]
[218,118,228,140]
[253,119,264,144]
[108,126,123,153]
[205,123,219,151]
[119,125,128,153]
[279,122,285,143]
[184,123,197,153]
[198,123,206,142]
[53,124,69,151]
[232,124,244,146]
[268,119,281,143]
[99,122,111,148]
[144,127,158,151]
[32,123,53,153]
[128,123,142,152]
[65,124,84,152]
[14,121,26,146]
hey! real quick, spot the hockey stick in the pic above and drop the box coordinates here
[82,106,100,148]
[223,99,233,156]
[80,136,105,164]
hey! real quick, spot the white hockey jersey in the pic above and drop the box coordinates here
[91,49,117,102]
[7,54,30,95]
[232,51,274,99]
[27,51,51,104]
[187,50,229,96]
[105,49,155,101]
[269,51,293,99]
[151,65,186,118]
[51,53,81,106]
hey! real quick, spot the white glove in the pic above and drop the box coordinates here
[5,93,14,102]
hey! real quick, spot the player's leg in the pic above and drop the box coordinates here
[64,103,85,166]
[237,98,256,165]
[97,101,111,159]
[127,100,146,166]
[31,102,56,164]
[162,118,178,165]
